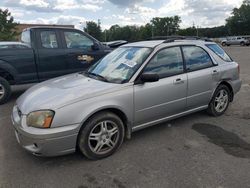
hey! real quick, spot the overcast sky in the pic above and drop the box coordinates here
[1,0,243,30]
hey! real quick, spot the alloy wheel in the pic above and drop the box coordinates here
[0,83,5,100]
[214,89,229,113]
[88,120,119,155]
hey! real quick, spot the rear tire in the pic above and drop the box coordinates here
[240,42,245,46]
[207,85,230,117]
[222,42,226,46]
[0,77,11,105]
[78,112,125,160]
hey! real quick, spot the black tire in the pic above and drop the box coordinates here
[207,85,230,117]
[0,77,11,105]
[226,44,230,46]
[240,42,245,46]
[222,42,226,46]
[78,112,125,160]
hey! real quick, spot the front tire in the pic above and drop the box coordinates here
[0,77,11,105]
[240,42,245,46]
[207,85,230,116]
[78,112,125,160]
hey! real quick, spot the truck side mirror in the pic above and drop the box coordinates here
[91,42,99,51]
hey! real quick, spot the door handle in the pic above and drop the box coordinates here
[212,69,219,75]
[173,78,184,84]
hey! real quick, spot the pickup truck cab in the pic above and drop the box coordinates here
[221,36,250,46]
[0,27,111,104]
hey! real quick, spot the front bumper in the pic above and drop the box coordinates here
[11,106,80,157]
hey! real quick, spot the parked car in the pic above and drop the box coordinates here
[0,27,111,104]
[0,42,30,49]
[221,36,250,46]
[12,38,241,160]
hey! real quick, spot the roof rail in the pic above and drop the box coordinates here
[162,36,213,43]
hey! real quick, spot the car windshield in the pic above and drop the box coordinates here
[86,47,152,83]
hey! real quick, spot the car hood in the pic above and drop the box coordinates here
[17,73,124,114]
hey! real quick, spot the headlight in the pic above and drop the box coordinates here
[26,110,55,128]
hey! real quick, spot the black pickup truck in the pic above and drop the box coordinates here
[0,27,111,104]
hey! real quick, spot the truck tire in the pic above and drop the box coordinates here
[0,77,11,105]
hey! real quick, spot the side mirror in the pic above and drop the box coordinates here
[91,42,100,51]
[140,73,159,83]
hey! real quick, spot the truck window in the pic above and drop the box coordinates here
[21,30,31,45]
[64,31,94,50]
[40,31,58,49]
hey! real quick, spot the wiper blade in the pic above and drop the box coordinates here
[86,72,108,82]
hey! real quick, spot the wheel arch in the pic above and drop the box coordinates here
[78,107,132,141]
[212,80,234,102]
[0,60,17,84]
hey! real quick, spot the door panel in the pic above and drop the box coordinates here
[134,46,187,126]
[36,29,69,81]
[186,67,215,109]
[61,30,105,73]
[134,74,187,126]
[182,45,218,109]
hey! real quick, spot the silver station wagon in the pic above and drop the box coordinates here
[12,37,241,160]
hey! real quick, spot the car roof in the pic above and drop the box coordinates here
[122,39,215,48]
[122,40,165,48]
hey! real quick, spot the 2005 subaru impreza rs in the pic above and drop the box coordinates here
[12,38,241,160]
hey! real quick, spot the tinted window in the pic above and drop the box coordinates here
[40,31,58,48]
[64,31,93,50]
[182,46,213,71]
[143,47,184,78]
[206,44,232,62]
[21,30,31,45]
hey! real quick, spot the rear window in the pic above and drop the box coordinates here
[21,30,31,45]
[206,44,232,62]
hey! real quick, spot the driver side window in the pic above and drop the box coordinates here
[143,47,184,79]
[64,31,94,50]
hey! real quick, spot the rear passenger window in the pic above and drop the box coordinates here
[144,47,184,78]
[40,31,58,49]
[206,44,232,62]
[182,46,213,71]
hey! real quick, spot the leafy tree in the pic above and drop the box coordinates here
[138,23,153,40]
[151,16,181,36]
[0,9,18,41]
[84,21,102,41]
[226,0,250,35]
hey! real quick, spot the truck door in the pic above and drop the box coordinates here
[60,30,105,73]
[36,29,69,81]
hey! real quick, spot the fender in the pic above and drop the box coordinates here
[0,60,19,83]
[78,105,132,139]
[211,79,234,102]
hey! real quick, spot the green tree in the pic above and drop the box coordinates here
[151,16,181,36]
[84,21,102,41]
[226,0,250,35]
[0,9,18,41]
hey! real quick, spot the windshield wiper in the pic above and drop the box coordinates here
[86,72,109,82]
